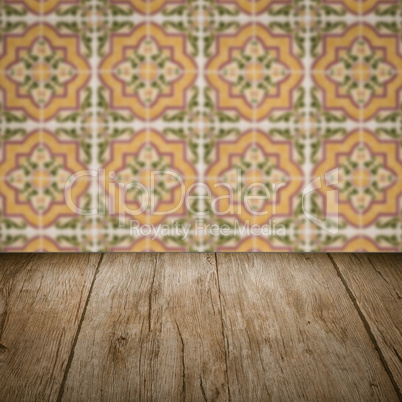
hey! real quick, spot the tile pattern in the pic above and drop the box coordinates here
[0,0,401,251]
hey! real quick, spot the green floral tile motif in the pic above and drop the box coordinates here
[0,0,401,251]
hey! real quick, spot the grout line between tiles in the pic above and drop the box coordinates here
[91,0,99,252]
[38,2,44,251]
[303,0,312,250]
[358,0,364,234]
[198,0,206,251]
[251,0,257,250]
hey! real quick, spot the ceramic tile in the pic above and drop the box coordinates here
[0,0,401,251]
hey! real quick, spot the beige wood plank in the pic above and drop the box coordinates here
[0,253,101,402]
[330,253,402,395]
[61,253,228,402]
[216,253,398,401]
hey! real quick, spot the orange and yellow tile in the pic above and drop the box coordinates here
[0,131,89,228]
[206,130,303,225]
[99,23,196,121]
[313,24,402,121]
[0,24,90,121]
[102,129,196,225]
[207,24,303,121]
[313,130,402,228]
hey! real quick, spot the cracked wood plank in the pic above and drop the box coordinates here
[0,253,101,402]
[216,253,398,401]
[61,253,228,402]
[330,253,402,396]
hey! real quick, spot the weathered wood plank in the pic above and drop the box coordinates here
[61,253,227,402]
[330,253,402,395]
[0,253,101,402]
[216,253,398,401]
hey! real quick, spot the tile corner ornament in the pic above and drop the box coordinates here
[0,0,401,252]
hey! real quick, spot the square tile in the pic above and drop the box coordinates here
[0,129,93,240]
[97,21,197,122]
[205,22,304,123]
[0,22,92,125]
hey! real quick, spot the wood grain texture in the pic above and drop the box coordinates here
[216,253,398,401]
[330,253,402,395]
[61,253,228,402]
[0,253,101,402]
